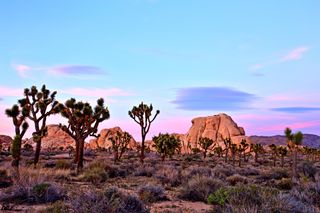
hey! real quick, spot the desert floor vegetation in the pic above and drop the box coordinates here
[1,148,320,213]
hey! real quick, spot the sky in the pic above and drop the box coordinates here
[0,0,320,140]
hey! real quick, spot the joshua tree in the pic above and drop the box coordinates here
[285,127,303,177]
[19,85,60,167]
[250,143,264,163]
[198,137,215,159]
[109,131,132,163]
[238,139,249,167]
[230,143,238,165]
[152,133,180,161]
[214,146,223,158]
[269,144,278,167]
[223,138,232,163]
[59,98,110,172]
[5,104,30,178]
[129,102,160,164]
[278,146,288,167]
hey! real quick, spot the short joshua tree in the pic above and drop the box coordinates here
[223,138,232,163]
[5,104,30,179]
[278,146,288,167]
[109,131,132,163]
[269,144,278,167]
[198,137,215,159]
[250,143,264,163]
[152,133,181,161]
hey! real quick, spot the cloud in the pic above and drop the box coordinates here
[61,88,133,98]
[281,47,309,62]
[12,64,105,78]
[0,86,23,97]
[271,107,320,113]
[172,87,256,111]
[48,65,104,76]
[249,46,309,70]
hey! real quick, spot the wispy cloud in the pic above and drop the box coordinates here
[172,87,256,111]
[271,107,320,113]
[12,64,105,78]
[250,46,309,71]
[281,47,309,62]
[48,65,104,76]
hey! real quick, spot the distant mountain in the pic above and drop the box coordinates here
[249,134,320,148]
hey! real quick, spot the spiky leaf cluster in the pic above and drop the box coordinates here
[109,130,132,161]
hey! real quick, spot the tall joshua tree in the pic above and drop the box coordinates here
[59,98,110,172]
[198,137,215,159]
[5,104,29,179]
[129,102,160,164]
[285,127,303,178]
[20,85,60,167]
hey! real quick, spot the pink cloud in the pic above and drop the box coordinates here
[281,46,309,61]
[0,86,23,97]
[12,64,32,78]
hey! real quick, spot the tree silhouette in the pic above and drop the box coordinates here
[59,98,110,172]
[129,102,159,164]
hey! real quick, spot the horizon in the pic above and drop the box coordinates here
[1,1,320,140]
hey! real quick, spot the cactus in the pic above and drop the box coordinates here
[109,131,132,163]
[5,104,30,178]
[198,137,215,159]
[129,102,159,164]
[20,85,60,167]
[285,127,303,177]
[152,133,180,161]
[223,138,232,163]
[59,98,110,173]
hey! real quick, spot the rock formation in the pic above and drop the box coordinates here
[88,127,137,150]
[0,135,13,151]
[183,113,249,152]
[24,124,75,150]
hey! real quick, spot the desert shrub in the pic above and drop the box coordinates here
[298,161,317,180]
[105,164,128,178]
[0,170,12,188]
[70,187,149,213]
[55,160,71,170]
[84,149,96,157]
[226,174,248,186]
[138,184,167,203]
[207,187,229,206]
[237,167,260,176]
[41,201,69,213]
[275,178,293,190]
[258,168,289,181]
[179,176,223,202]
[213,164,236,179]
[81,166,108,184]
[182,166,213,180]
[134,164,155,177]
[0,182,64,204]
[155,165,182,187]
[44,161,56,168]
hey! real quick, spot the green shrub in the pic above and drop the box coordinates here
[207,187,229,206]
[81,166,108,184]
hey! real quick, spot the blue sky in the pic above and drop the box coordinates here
[1,0,320,140]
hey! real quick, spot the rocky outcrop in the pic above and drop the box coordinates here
[24,125,75,150]
[184,113,250,152]
[0,135,13,151]
[89,127,137,150]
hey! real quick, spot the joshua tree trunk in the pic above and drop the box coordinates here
[140,134,146,164]
[114,152,119,163]
[238,152,242,167]
[254,152,258,163]
[33,137,41,167]
[292,149,297,177]
[74,141,80,164]
[281,156,284,167]
[77,139,85,173]
[11,135,22,180]
[225,149,228,163]
[273,154,276,167]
